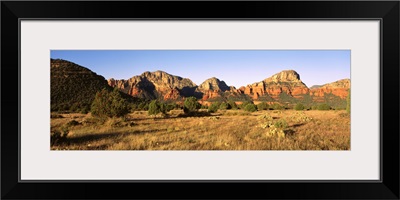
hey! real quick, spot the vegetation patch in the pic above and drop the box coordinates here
[244,104,257,112]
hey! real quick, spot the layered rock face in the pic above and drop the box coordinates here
[108,70,197,100]
[242,70,310,100]
[197,77,230,100]
[310,79,350,100]
[108,69,350,103]
[198,77,230,92]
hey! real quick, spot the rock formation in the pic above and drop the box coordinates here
[198,77,230,92]
[310,79,350,100]
[52,58,351,111]
[107,69,350,104]
[108,70,197,100]
[197,77,230,100]
[242,70,310,100]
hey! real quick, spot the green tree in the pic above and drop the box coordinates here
[183,96,200,114]
[91,88,129,118]
[109,87,130,117]
[294,103,305,111]
[148,100,161,115]
[346,90,351,114]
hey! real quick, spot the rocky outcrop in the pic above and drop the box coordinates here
[198,77,230,92]
[197,77,231,100]
[242,70,309,100]
[310,79,350,99]
[163,87,181,100]
[108,69,349,104]
[108,70,197,100]
[200,90,222,100]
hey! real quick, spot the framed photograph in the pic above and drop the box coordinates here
[2,1,399,199]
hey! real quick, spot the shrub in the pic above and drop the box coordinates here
[50,113,63,118]
[69,102,80,112]
[106,117,131,128]
[346,90,351,114]
[51,130,68,146]
[91,88,129,118]
[66,120,80,126]
[294,103,305,111]
[271,103,283,110]
[266,126,285,138]
[219,102,231,110]
[208,102,219,113]
[166,103,176,112]
[239,101,253,109]
[138,102,149,111]
[274,119,288,129]
[201,104,208,109]
[159,102,167,113]
[82,116,107,126]
[258,114,273,121]
[183,96,201,114]
[51,124,71,145]
[80,105,90,114]
[317,103,331,110]
[244,104,257,112]
[228,100,238,110]
[257,102,269,111]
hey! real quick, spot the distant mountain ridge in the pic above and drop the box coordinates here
[50,58,350,109]
[108,69,350,103]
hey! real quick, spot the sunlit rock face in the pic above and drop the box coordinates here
[310,79,351,101]
[108,70,197,100]
[197,77,230,100]
[108,69,350,103]
[242,70,310,100]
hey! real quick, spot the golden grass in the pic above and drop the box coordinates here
[50,110,350,150]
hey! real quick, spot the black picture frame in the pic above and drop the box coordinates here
[2,1,399,199]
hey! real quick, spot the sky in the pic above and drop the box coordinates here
[50,50,350,88]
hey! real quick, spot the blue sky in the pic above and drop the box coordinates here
[50,50,350,88]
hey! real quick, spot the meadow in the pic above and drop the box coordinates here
[50,109,350,150]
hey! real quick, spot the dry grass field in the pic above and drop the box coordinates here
[50,109,350,150]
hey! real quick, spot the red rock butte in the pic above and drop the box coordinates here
[107,69,350,103]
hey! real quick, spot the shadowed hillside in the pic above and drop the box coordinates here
[51,59,138,112]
